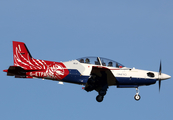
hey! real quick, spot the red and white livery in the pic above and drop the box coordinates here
[3,41,171,102]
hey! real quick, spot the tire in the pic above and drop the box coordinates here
[96,95,104,102]
[134,94,141,101]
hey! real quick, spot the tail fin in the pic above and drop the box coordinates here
[13,41,33,68]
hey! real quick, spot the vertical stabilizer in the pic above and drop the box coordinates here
[13,41,33,68]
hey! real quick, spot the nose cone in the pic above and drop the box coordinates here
[160,73,171,80]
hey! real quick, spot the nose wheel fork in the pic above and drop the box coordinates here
[134,88,141,101]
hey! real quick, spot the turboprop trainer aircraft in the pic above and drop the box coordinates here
[3,41,171,102]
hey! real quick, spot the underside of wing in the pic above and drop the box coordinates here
[84,66,117,92]
[90,66,117,86]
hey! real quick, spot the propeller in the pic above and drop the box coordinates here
[158,61,162,91]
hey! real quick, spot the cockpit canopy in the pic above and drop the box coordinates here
[77,57,125,68]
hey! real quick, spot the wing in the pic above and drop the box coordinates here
[84,66,117,92]
[90,66,117,86]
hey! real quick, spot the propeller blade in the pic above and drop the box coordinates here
[159,80,161,91]
[158,61,162,91]
[159,61,162,75]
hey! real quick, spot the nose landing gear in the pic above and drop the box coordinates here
[134,88,141,101]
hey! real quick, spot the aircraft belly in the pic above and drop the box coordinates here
[116,77,157,86]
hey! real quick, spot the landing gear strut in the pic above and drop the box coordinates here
[134,88,141,101]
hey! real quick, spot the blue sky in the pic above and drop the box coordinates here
[0,0,173,120]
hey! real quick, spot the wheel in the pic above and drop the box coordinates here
[134,94,141,101]
[96,95,104,102]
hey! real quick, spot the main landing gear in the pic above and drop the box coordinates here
[96,90,106,102]
[134,88,141,101]
[96,85,108,102]
[85,72,108,102]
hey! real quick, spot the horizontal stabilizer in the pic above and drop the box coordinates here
[6,66,26,76]
[4,66,39,77]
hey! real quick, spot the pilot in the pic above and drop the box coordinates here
[116,63,119,68]
[80,59,84,63]
[102,62,106,66]
[108,62,112,67]
[85,58,90,63]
